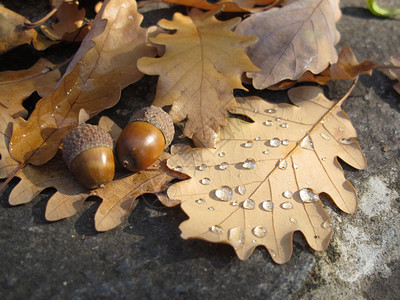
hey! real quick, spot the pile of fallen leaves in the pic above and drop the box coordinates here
[0,0,399,264]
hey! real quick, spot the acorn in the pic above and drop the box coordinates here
[62,124,115,189]
[116,106,174,172]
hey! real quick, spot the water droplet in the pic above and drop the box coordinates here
[289,217,297,224]
[339,127,345,132]
[252,226,267,238]
[280,123,289,128]
[283,191,293,199]
[278,160,287,170]
[282,139,289,146]
[299,188,320,203]
[208,207,215,211]
[51,113,55,117]
[174,166,183,172]
[263,150,271,155]
[242,159,256,169]
[55,105,61,111]
[209,225,223,234]
[215,186,234,201]
[242,199,255,210]
[269,138,281,147]
[198,164,207,171]
[253,108,259,113]
[237,185,246,195]
[218,152,225,157]
[265,108,276,114]
[255,137,261,141]
[261,201,274,212]
[270,249,277,257]
[228,227,245,244]
[243,141,254,148]
[293,163,299,169]
[276,118,283,122]
[252,240,257,244]
[340,138,354,145]
[218,162,229,170]
[263,120,273,126]
[231,200,239,206]
[200,178,211,185]
[320,133,330,140]
[300,136,314,150]
[281,201,294,210]
[321,157,326,161]
[322,220,332,229]
[22,134,26,138]
[195,199,205,204]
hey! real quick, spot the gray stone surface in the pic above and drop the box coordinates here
[0,0,399,299]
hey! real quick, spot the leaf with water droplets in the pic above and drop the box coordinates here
[166,85,366,263]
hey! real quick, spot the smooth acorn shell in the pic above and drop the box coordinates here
[116,121,166,172]
[70,146,115,189]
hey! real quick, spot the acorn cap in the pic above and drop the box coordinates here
[62,124,114,168]
[129,105,174,148]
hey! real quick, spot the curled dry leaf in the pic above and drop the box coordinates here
[389,54,400,95]
[40,0,90,42]
[0,6,55,54]
[166,86,366,263]
[138,8,259,148]
[0,58,61,118]
[9,0,157,166]
[162,0,278,12]
[235,0,341,89]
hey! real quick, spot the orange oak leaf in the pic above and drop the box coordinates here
[0,58,61,119]
[235,0,341,89]
[138,8,259,148]
[9,0,157,166]
[162,0,278,12]
[166,86,366,263]
[0,6,55,54]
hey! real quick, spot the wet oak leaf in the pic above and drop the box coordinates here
[9,0,157,166]
[235,0,341,89]
[0,58,61,119]
[137,8,259,148]
[162,0,278,12]
[166,86,366,263]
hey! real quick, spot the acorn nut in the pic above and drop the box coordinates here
[116,106,174,172]
[62,124,115,189]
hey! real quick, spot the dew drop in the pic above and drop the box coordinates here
[200,178,211,185]
[270,249,277,258]
[299,188,320,203]
[281,201,294,210]
[55,105,61,111]
[209,225,223,234]
[208,207,215,211]
[283,191,293,199]
[255,137,262,141]
[339,127,345,132]
[263,120,273,126]
[269,138,281,147]
[242,198,255,210]
[322,220,332,229]
[51,113,55,117]
[320,133,330,140]
[228,227,245,244]
[280,123,289,128]
[340,138,354,145]
[263,150,271,155]
[289,217,297,224]
[265,108,276,114]
[321,157,326,161]
[252,240,257,244]
[252,226,267,238]
[218,162,229,170]
[261,201,274,212]
[218,152,225,157]
[198,164,207,171]
[253,108,259,113]
[243,141,254,148]
[215,186,234,201]
[278,160,288,170]
[242,159,256,169]
[300,136,314,150]
[195,199,205,205]
[282,139,290,146]
[231,200,239,206]
[237,185,247,195]
[275,118,282,122]
[293,163,299,169]
[174,166,183,172]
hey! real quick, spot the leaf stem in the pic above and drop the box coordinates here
[23,8,58,28]
[0,162,26,193]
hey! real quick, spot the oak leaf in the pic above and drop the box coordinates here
[162,0,278,12]
[137,8,259,148]
[166,86,366,263]
[9,0,157,166]
[0,58,61,118]
[0,5,54,54]
[235,0,341,89]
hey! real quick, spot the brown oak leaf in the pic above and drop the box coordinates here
[162,0,278,12]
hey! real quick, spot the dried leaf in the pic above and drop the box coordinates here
[162,0,278,12]
[40,1,90,42]
[235,0,341,89]
[389,54,400,94]
[166,86,366,263]
[0,58,61,118]
[138,8,258,147]
[0,6,55,54]
[9,0,157,166]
